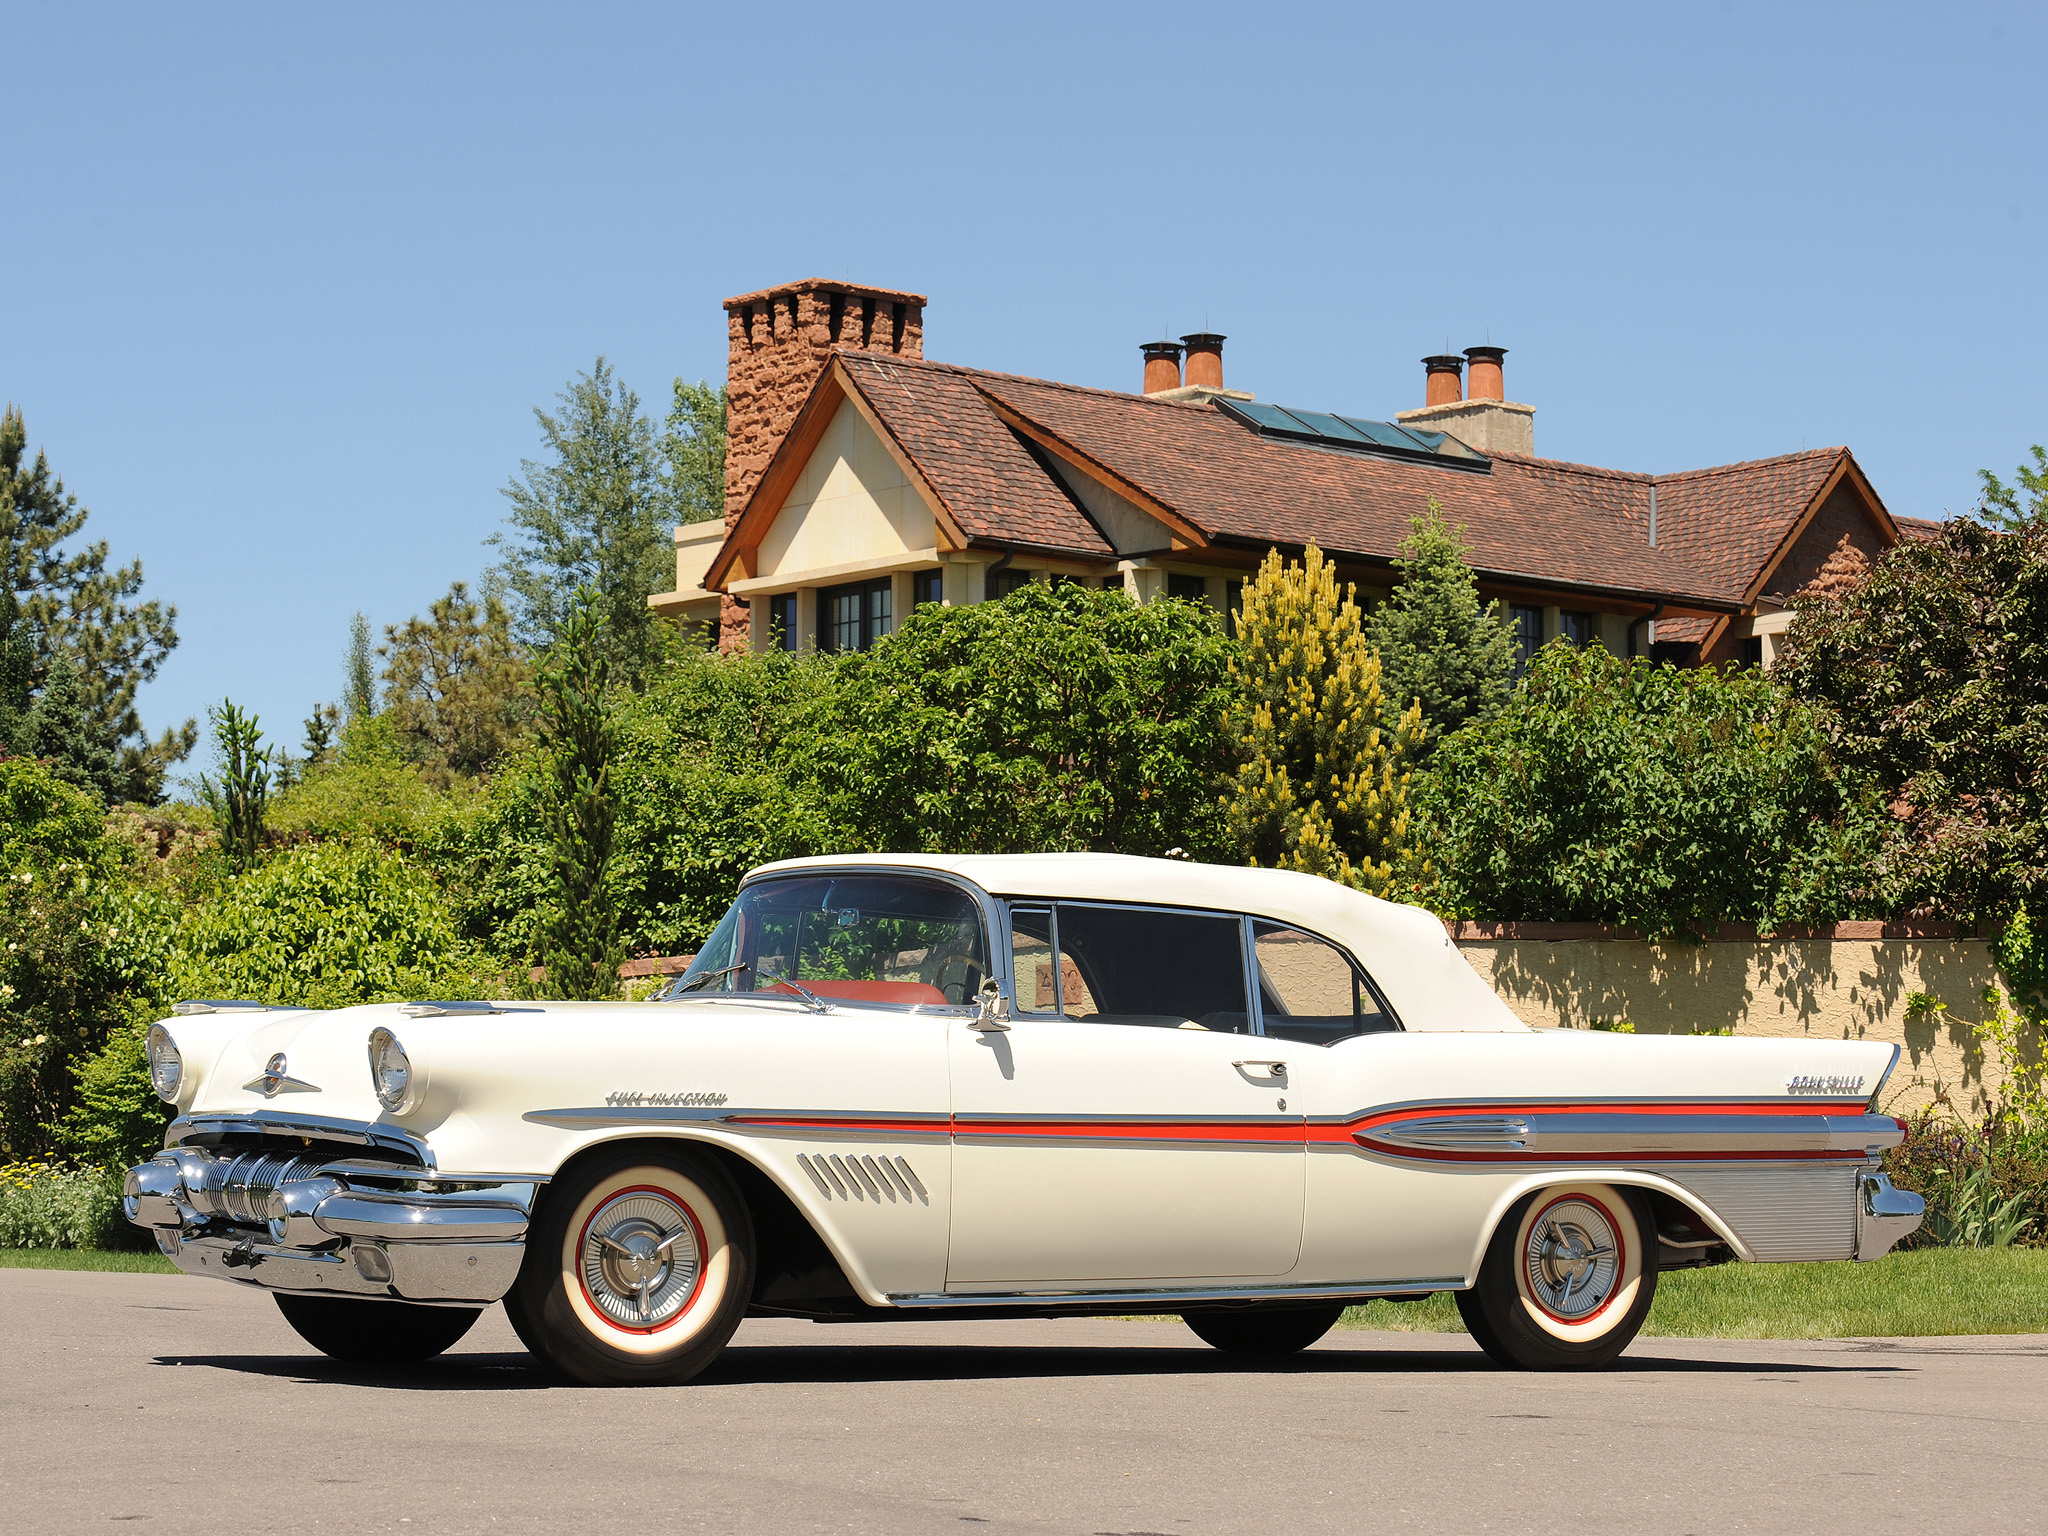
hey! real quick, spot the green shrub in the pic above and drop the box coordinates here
[1421,645,1885,937]
[0,1161,126,1249]
[0,759,177,1159]
[172,840,501,1008]
[1885,1113,2048,1249]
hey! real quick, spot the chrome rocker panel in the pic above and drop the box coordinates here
[125,1129,541,1307]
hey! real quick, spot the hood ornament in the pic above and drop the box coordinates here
[243,1052,319,1098]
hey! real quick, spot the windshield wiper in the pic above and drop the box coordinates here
[664,963,749,999]
[763,975,831,1013]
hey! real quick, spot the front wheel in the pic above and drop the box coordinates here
[1456,1184,1657,1370]
[273,1293,481,1362]
[505,1146,754,1386]
[1183,1302,1346,1355]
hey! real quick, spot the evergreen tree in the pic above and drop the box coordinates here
[662,379,728,525]
[1224,543,1430,898]
[344,611,377,722]
[1364,499,1516,750]
[532,590,622,999]
[490,359,670,686]
[198,701,271,872]
[0,404,192,801]
[379,580,530,784]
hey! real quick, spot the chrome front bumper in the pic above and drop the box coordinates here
[125,1145,538,1306]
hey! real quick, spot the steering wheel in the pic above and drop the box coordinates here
[922,950,982,1005]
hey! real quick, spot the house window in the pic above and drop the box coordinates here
[912,568,944,608]
[1509,605,1543,675]
[1742,636,1765,669]
[766,592,799,653]
[1559,610,1596,649]
[1225,580,1246,638]
[986,567,1035,600]
[1167,573,1208,604]
[817,579,893,653]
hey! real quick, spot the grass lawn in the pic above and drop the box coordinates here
[0,1248,178,1274]
[1341,1247,2048,1339]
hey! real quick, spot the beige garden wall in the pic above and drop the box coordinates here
[1453,934,2027,1116]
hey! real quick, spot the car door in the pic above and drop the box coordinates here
[945,901,1305,1288]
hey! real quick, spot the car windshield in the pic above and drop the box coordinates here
[672,874,988,1011]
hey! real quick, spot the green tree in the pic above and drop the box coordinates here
[380,581,529,785]
[662,379,728,525]
[491,359,671,685]
[1977,444,2046,532]
[1776,514,2048,918]
[1425,644,1884,936]
[531,591,622,999]
[0,405,192,802]
[817,582,1239,860]
[1364,500,1516,748]
[197,701,271,872]
[344,611,377,722]
[1225,544,1430,897]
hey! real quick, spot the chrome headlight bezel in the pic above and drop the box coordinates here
[367,1027,414,1113]
[145,1024,183,1104]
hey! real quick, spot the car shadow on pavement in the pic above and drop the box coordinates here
[150,1343,1907,1391]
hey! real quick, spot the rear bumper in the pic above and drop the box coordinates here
[1855,1172,1924,1261]
[124,1143,539,1306]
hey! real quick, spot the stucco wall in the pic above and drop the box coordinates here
[755,398,934,579]
[1456,938,2027,1116]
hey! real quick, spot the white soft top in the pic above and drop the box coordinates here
[751,852,1525,1034]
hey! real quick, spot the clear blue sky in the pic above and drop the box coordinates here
[6,1,2042,758]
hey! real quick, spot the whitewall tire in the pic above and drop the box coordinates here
[1456,1183,1656,1370]
[507,1147,753,1386]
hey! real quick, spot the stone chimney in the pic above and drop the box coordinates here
[1141,340,1184,394]
[1397,344,1535,456]
[718,278,926,648]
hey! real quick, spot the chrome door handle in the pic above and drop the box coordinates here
[1233,1059,1287,1080]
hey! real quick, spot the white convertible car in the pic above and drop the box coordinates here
[125,853,1922,1384]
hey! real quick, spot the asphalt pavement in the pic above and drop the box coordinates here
[3,1268,2043,1535]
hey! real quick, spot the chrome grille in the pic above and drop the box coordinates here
[177,1149,330,1228]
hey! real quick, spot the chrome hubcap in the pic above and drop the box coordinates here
[1523,1199,1619,1320]
[579,1190,702,1328]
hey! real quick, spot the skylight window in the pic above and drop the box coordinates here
[1216,399,1490,472]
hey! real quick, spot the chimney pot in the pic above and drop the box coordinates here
[1180,332,1226,390]
[1422,354,1465,408]
[1463,345,1507,401]
[1141,340,1184,395]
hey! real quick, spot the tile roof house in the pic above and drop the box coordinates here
[653,278,1909,670]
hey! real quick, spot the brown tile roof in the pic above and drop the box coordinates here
[839,354,1112,556]
[1894,514,1947,541]
[820,354,1889,613]
[1648,450,1848,603]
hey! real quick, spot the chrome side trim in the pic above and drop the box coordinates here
[522,1106,952,1140]
[1357,1111,1901,1158]
[893,1278,1465,1308]
[167,1113,433,1166]
[1856,1171,1924,1260]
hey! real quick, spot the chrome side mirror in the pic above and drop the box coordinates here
[969,976,1011,1033]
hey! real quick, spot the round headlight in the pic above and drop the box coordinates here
[367,1027,413,1113]
[145,1024,182,1104]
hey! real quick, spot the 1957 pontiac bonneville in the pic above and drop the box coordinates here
[125,853,1923,1384]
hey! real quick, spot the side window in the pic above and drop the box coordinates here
[1251,921,1396,1045]
[1007,906,1057,1014]
[1051,904,1250,1034]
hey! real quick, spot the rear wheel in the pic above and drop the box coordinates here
[273,1293,481,1362]
[1182,1302,1346,1356]
[506,1146,753,1387]
[1456,1184,1656,1370]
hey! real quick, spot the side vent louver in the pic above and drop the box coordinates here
[798,1153,928,1206]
